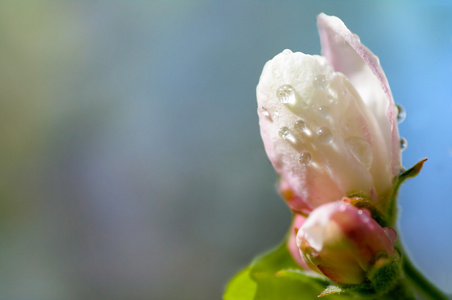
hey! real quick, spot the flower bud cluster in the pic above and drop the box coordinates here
[257,14,402,284]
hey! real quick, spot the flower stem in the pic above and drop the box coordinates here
[399,245,448,300]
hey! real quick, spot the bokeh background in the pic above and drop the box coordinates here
[1,1,451,299]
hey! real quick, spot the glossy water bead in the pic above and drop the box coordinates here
[317,106,331,118]
[396,104,406,124]
[261,106,270,118]
[313,74,329,90]
[345,136,373,169]
[282,49,292,55]
[276,85,295,104]
[400,137,408,151]
[317,127,333,144]
[298,152,312,166]
[294,120,306,131]
[278,127,291,140]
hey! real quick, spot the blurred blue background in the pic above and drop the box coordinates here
[0,1,451,299]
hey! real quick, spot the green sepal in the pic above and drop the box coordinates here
[395,158,428,188]
[386,158,427,226]
[367,252,400,294]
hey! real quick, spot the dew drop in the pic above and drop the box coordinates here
[261,106,270,118]
[294,120,306,132]
[313,74,329,90]
[383,227,398,244]
[370,54,380,66]
[278,127,291,140]
[298,152,312,166]
[304,248,320,264]
[317,106,331,118]
[400,137,408,151]
[317,127,333,144]
[358,208,371,218]
[345,136,373,169]
[282,49,292,55]
[396,104,406,123]
[276,84,295,104]
[328,96,336,105]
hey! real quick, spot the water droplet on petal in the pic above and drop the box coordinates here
[317,127,333,144]
[317,106,331,118]
[383,227,397,244]
[260,106,270,118]
[278,127,291,139]
[294,120,306,132]
[370,54,380,66]
[313,74,329,90]
[357,208,371,218]
[276,85,295,104]
[353,33,361,42]
[396,104,406,123]
[298,152,312,166]
[400,137,408,151]
[328,96,336,105]
[282,49,292,55]
[398,167,407,175]
[345,136,373,169]
[304,248,320,264]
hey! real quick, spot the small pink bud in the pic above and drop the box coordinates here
[296,200,396,284]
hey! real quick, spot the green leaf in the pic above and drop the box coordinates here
[275,269,329,287]
[224,241,356,299]
[250,242,324,299]
[223,267,257,300]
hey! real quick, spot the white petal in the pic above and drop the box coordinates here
[317,13,401,178]
[297,201,339,251]
[257,51,383,207]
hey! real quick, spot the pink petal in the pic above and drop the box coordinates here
[287,214,309,269]
[278,178,313,215]
[331,202,395,258]
[317,13,401,177]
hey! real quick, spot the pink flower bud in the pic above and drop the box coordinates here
[257,14,401,209]
[296,201,396,284]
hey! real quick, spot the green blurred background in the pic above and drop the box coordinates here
[1,1,451,299]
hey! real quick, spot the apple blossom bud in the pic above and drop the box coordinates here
[296,201,396,284]
[257,14,401,209]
